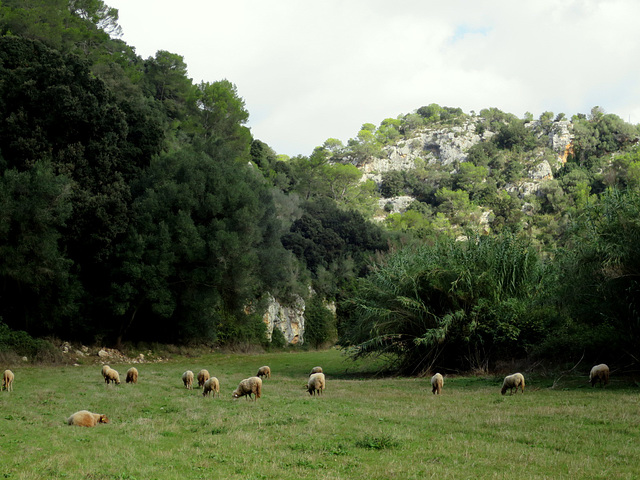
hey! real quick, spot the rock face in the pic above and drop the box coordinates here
[262,294,305,345]
[378,195,415,214]
[361,120,489,183]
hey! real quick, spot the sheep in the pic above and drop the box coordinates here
[501,373,525,395]
[431,373,444,395]
[256,365,271,379]
[104,368,120,385]
[2,369,14,392]
[203,377,220,398]
[310,366,323,375]
[307,372,325,396]
[589,364,610,387]
[67,410,109,427]
[182,370,194,389]
[126,367,138,384]
[197,369,210,388]
[101,365,110,379]
[232,376,262,401]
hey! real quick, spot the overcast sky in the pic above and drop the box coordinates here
[107,0,640,157]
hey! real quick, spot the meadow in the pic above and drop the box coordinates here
[1,348,639,479]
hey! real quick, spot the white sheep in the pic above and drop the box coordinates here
[126,367,138,384]
[203,377,220,398]
[307,372,325,396]
[67,410,109,427]
[197,369,210,388]
[101,364,110,379]
[2,369,14,392]
[182,370,194,389]
[310,366,323,375]
[501,373,525,395]
[104,368,120,385]
[256,365,271,379]
[431,373,444,395]
[589,364,610,387]
[232,376,262,400]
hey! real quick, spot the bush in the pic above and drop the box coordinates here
[0,321,60,363]
[304,297,337,349]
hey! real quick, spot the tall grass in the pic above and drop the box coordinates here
[1,349,638,479]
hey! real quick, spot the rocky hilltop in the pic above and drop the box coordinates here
[357,116,574,220]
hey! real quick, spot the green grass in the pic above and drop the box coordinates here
[1,349,639,479]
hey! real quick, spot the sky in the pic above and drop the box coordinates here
[106,0,640,158]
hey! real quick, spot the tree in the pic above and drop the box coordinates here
[143,50,192,119]
[340,234,547,373]
[555,188,640,358]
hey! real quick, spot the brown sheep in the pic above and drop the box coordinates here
[310,366,323,375]
[501,373,525,395]
[126,367,138,384]
[431,373,444,395]
[256,366,271,379]
[67,410,109,427]
[203,377,220,398]
[307,372,325,396]
[589,364,610,387]
[2,369,14,392]
[197,369,210,388]
[104,368,120,385]
[182,370,194,389]
[232,376,262,400]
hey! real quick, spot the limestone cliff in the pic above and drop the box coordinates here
[262,294,305,345]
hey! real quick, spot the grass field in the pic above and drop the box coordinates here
[1,348,639,479]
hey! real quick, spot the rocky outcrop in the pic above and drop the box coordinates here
[361,119,491,184]
[262,294,305,345]
[378,195,415,214]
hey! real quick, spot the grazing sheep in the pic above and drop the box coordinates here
[126,367,138,384]
[2,369,14,392]
[101,365,110,379]
[431,373,444,395]
[67,410,109,427]
[182,370,194,389]
[307,372,326,396]
[197,369,210,388]
[203,377,220,398]
[501,373,525,395]
[589,364,610,387]
[310,366,323,375]
[232,376,262,401]
[256,366,271,379]
[104,368,120,385]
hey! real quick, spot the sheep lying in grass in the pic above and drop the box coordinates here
[67,410,109,427]
[2,369,14,392]
[104,368,120,385]
[310,366,323,375]
[232,376,262,400]
[182,370,194,389]
[257,365,271,379]
[203,377,220,398]
[431,373,444,395]
[589,364,610,387]
[197,369,210,388]
[101,365,110,380]
[126,367,138,384]
[307,372,325,396]
[501,373,525,395]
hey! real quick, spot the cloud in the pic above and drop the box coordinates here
[108,0,640,156]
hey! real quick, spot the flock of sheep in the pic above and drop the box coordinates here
[428,363,611,396]
[1,363,611,427]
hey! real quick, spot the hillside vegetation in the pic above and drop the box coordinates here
[1,1,640,373]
